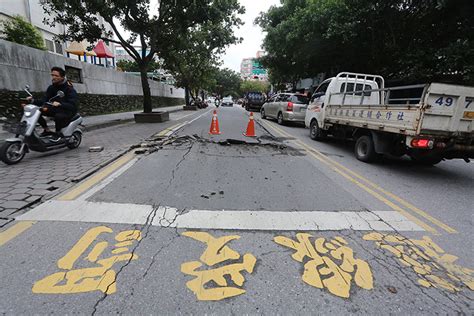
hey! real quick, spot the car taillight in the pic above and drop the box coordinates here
[287,102,293,111]
[411,138,434,149]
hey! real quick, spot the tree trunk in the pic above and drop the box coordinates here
[185,86,190,106]
[139,65,152,113]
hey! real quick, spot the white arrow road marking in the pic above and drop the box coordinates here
[18,200,423,231]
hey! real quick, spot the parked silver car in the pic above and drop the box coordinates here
[260,93,309,124]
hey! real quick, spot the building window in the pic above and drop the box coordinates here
[44,39,54,52]
[54,42,63,55]
[65,66,82,83]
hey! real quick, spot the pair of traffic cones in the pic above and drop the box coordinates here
[208,110,256,137]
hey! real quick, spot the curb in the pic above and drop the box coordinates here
[70,148,130,183]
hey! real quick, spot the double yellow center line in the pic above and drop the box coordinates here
[262,120,457,235]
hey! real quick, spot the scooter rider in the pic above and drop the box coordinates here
[26,67,78,136]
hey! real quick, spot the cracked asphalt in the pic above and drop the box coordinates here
[0,106,472,314]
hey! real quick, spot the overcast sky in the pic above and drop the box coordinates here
[221,0,281,72]
[116,1,280,72]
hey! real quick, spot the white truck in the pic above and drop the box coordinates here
[305,72,474,164]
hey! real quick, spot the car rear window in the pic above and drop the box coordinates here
[291,95,309,104]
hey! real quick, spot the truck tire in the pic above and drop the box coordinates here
[310,119,326,141]
[355,135,378,163]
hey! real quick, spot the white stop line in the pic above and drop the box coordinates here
[19,200,423,231]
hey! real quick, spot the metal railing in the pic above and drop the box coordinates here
[329,79,427,107]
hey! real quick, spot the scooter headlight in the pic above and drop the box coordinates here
[24,111,32,117]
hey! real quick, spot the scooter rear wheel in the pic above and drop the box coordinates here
[67,131,82,149]
[0,141,26,165]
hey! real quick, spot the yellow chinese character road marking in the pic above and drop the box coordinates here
[32,226,141,295]
[181,232,256,301]
[363,233,473,292]
[274,233,373,298]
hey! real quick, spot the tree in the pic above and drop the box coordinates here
[116,60,162,73]
[161,3,244,106]
[0,15,46,50]
[42,0,245,113]
[214,68,242,97]
[240,80,270,94]
[257,0,474,85]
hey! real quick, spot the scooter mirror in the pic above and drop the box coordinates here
[57,91,65,98]
[24,85,33,97]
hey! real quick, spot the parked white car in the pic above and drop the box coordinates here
[206,97,216,105]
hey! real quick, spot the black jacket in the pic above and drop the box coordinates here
[33,80,78,115]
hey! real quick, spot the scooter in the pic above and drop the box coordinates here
[0,86,83,165]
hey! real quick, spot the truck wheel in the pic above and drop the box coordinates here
[310,119,326,141]
[355,135,378,163]
[0,141,26,165]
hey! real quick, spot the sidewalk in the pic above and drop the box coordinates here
[0,104,187,224]
[0,105,185,140]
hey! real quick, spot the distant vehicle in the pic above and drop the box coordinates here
[305,72,474,164]
[244,91,266,111]
[261,93,309,125]
[221,96,233,107]
[206,97,216,105]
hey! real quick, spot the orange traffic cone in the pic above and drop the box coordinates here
[243,112,256,137]
[209,110,221,135]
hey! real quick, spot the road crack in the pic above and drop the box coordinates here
[91,204,160,315]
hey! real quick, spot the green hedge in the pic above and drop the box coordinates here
[0,90,184,119]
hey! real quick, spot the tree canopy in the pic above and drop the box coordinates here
[116,60,162,73]
[240,80,270,94]
[257,0,474,85]
[0,15,46,50]
[213,68,242,97]
[160,4,244,105]
[42,0,245,111]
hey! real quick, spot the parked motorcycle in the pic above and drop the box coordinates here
[190,98,207,109]
[0,86,83,165]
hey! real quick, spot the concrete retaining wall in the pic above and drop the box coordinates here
[0,39,184,118]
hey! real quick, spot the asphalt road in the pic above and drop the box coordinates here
[0,105,472,314]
